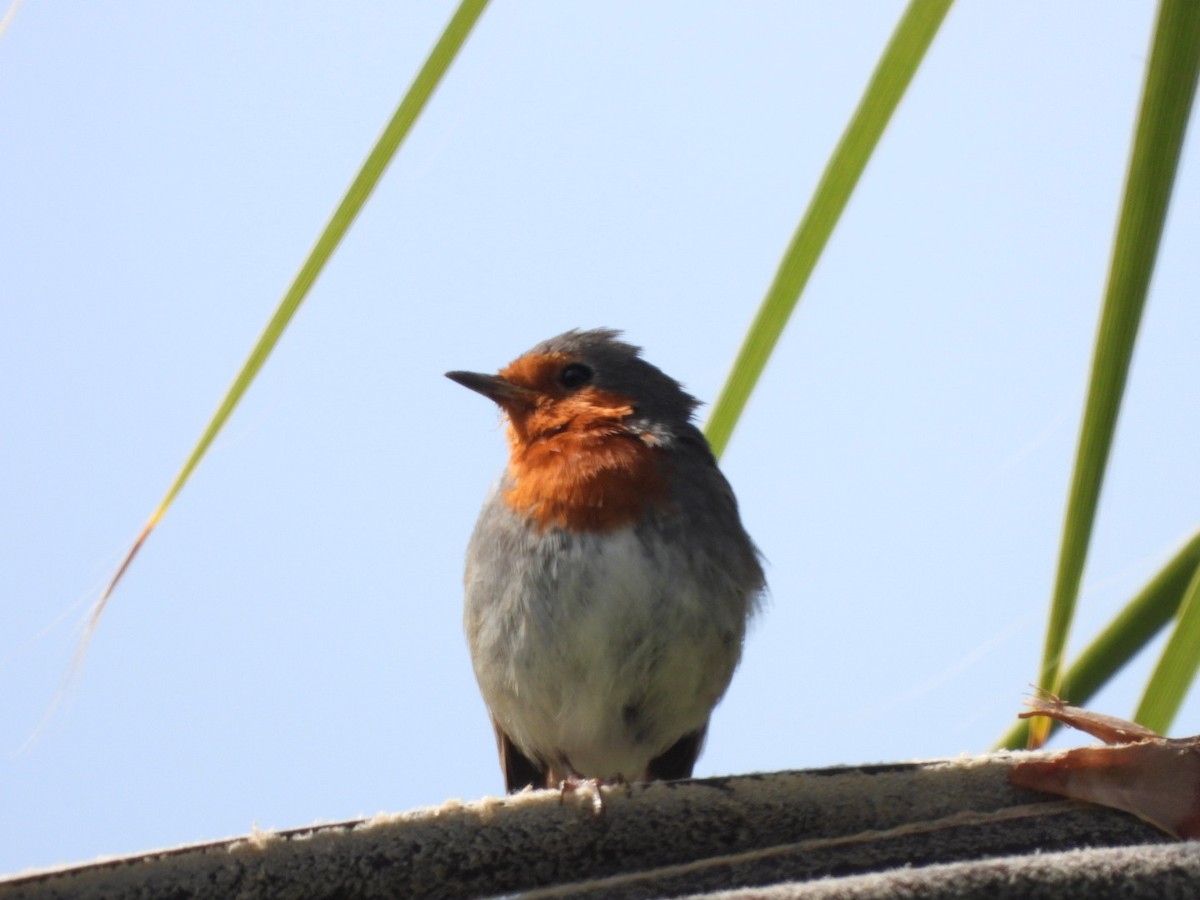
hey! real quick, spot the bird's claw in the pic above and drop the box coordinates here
[558,773,631,816]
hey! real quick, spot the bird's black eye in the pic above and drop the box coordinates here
[558,362,593,390]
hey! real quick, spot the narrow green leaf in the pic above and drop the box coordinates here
[1032,0,1200,743]
[996,529,1200,749]
[157,0,491,522]
[704,0,953,458]
[80,0,491,649]
[1136,564,1200,733]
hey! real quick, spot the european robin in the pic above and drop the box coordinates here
[447,329,764,792]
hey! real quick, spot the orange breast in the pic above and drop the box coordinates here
[503,425,670,533]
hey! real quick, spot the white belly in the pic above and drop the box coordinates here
[465,523,743,780]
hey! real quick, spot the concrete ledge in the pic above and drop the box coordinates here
[0,752,1178,899]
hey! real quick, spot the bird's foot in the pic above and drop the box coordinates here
[558,773,630,816]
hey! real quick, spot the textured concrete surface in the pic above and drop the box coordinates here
[0,753,1181,899]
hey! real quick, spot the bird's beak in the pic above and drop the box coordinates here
[445,370,536,407]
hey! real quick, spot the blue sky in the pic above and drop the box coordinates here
[3,2,1199,875]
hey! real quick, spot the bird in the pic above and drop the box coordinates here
[446,328,764,793]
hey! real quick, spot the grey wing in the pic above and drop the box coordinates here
[665,428,766,616]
